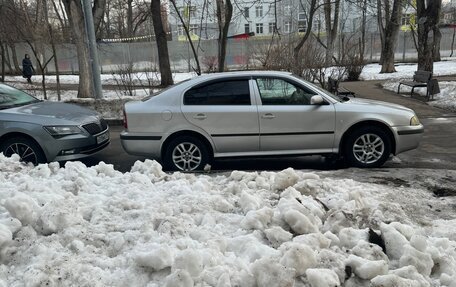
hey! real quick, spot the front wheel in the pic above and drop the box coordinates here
[163,136,210,172]
[343,127,392,168]
[0,136,46,165]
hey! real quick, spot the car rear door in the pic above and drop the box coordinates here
[181,78,260,154]
[254,77,336,153]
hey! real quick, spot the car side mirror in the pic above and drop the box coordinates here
[310,95,325,105]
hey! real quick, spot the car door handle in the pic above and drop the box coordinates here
[193,113,207,120]
[262,113,275,119]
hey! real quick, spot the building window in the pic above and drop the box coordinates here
[245,23,250,34]
[256,6,263,18]
[244,7,249,18]
[298,12,306,21]
[284,5,292,16]
[298,21,307,32]
[256,23,263,34]
[189,24,198,35]
[178,24,198,36]
[284,21,292,33]
[177,25,185,36]
[401,14,412,26]
[268,22,276,34]
[179,6,197,18]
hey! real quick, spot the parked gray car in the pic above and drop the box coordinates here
[121,71,424,171]
[0,84,110,164]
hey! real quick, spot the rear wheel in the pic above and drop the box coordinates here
[163,136,210,172]
[0,136,46,165]
[343,126,391,168]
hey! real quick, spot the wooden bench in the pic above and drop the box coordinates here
[397,70,440,100]
[328,77,355,97]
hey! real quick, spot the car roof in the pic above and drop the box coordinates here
[192,70,293,81]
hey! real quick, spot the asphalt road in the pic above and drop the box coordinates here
[79,117,456,172]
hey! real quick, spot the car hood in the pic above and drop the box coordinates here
[3,101,100,125]
[343,98,413,113]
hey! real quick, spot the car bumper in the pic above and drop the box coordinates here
[393,124,424,154]
[47,129,110,161]
[120,131,162,159]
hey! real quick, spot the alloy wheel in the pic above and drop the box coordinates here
[352,133,385,164]
[172,142,202,171]
[5,143,39,165]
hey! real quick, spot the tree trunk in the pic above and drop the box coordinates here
[170,0,201,75]
[9,43,21,74]
[44,0,61,100]
[416,0,442,72]
[324,0,340,66]
[1,43,5,82]
[151,0,173,86]
[293,0,317,75]
[127,0,133,37]
[433,26,442,62]
[379,0,402,73]
[62,0,105,98]
[62,0,93,98]
[216,0,233,72]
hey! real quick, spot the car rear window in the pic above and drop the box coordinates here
[184,80,251,105]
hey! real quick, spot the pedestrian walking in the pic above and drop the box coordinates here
[22,54,35,83]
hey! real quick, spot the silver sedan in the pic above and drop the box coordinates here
[121,71,424,171]
[0,84,110,164]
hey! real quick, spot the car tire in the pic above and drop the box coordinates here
[163,136,210,172]
[0,136,47,165]
[343,126,392,168]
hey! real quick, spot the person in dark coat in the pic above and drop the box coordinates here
[22,54,35,83]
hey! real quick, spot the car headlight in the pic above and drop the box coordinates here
[44,126,83,136]
[410,115,421,126]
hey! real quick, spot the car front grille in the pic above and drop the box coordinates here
[82,119,108,135]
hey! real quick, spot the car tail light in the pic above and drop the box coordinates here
[123,106,128,129]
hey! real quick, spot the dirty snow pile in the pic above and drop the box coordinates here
[1,155,456,287]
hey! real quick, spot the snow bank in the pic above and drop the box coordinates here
[1,154,456,286]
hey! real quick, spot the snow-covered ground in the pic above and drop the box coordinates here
[1,154,456,287]
[360,60,456,81]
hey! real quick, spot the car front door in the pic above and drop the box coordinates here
[254,77,336,153]
[181,78,260,154]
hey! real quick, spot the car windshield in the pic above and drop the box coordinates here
[0,84,40,109]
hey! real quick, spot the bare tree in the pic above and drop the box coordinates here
[377,0,403,73]
[61,0,106,98]
[323,0,341,65]
[170,0,202,75]
[216,0,233,72]
[415,0,442,72]
[151,0,173,86]
[293,0,318,75]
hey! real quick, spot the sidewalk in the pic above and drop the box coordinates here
[341,80,456,118]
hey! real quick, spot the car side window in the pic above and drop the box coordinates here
[184,80,251,105]
[256,78,317,105]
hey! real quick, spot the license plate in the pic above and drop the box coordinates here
[96,131,109,144]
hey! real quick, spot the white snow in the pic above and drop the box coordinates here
[360,60,456,81]
[1,154,456,286]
